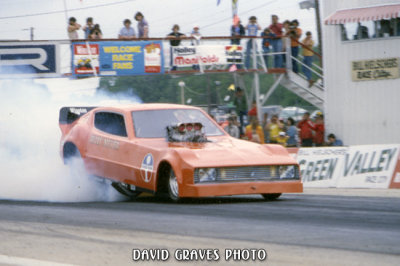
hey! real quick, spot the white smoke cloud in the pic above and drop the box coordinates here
[0,78,140,202]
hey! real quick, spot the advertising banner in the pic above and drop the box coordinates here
[172,45,243,67]
[0,42,60,78]
[336,144,400,189]
[72,41,164,77]
[389,149,400,188]
[297,147,348,188]
[73,43,100,75]
[292,145,400,189]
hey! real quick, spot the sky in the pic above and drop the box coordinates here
[0,0,318,41]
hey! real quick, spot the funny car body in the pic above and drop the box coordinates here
[59,103,302,202]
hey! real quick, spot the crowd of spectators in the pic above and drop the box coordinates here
[66,13,316,83]
[224,87,343,147]
[67,11,148,41]
[232,15,316,85]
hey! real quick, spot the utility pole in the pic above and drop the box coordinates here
[22,27,34,40]
[315,0,323,55]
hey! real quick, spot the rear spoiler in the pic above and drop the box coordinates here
[59,106,97,124]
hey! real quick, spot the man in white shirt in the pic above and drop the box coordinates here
[119,19,136,40]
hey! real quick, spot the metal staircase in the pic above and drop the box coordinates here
[280,70,324,109]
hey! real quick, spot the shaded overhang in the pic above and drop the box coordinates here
[324,3,400,25]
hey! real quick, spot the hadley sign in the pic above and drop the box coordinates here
[172,45,243,67]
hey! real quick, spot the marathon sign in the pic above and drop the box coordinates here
[291,144,400,189]
[172,45,243,67]
[0,42,60,78]
[351,57,399,81]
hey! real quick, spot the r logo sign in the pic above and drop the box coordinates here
[0,43,59,78]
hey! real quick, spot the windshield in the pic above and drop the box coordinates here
[132,109,224,138]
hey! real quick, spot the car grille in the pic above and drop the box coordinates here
[193,165,300,183]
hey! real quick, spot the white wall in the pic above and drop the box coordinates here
[321,0,400,145]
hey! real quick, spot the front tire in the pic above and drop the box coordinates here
[167,169,180,202]
[261,193,282,200]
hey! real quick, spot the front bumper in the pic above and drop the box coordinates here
[179,180,303,197]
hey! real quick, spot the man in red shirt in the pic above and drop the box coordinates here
[268,15,283,68]
[297,112,315,147]
[313,114,325,146]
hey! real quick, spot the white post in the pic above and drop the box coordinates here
[285,36,292,72]
[178,81,185,105]
[252,37,262,123]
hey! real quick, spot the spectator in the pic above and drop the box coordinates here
[233,87,247,136]
[190,25,201,45]
[326,133,343,146]
[289,19,302,73]
[247,101,257,117]
[313,113,325,146]
[82,17,94,39]
[269,15,283,68]
[134,11,149,38]
[190,25,201,70]
[261,28,275,68]
[224,115,240,138]
[282,20,291,66]
[265,114,283,144]
[119,19,136,39]
[167,24,186,71]
[276,131,289,147]
[261,112,270,143]
[286,117,298,147]
[297,112,314,147]
[89,24,102,39]
[302,31,315,87]
[67,17,81,39]
[230,19,245,45]
[245,116,264,144]
[245,16,261,69]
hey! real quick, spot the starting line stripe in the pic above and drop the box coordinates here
[0,254,76,266]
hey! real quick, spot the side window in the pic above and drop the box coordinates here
[341,18,400,41]
[94,112,127,137]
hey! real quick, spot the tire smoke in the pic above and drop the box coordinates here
[0,78,140,202]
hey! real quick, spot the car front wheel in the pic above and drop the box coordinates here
[168,169,180,202]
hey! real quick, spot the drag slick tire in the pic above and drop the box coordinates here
[261,193,282,200]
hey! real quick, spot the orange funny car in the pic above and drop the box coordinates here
[59,104,302,202]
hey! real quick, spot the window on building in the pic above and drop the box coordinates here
[341,18,399,41]
[94,112,128,137]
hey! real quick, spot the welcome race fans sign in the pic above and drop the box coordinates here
[72,41,164,77]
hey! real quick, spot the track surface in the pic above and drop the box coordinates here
[1,192,400,265]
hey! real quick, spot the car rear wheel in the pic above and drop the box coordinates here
[261,193,282,200]
[167,169,180,202]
